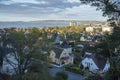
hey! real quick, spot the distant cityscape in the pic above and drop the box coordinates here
[0,20,106,28]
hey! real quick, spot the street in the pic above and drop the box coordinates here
[50,67,83,80]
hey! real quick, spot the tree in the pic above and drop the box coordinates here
[0,48,3,67]
[79,0,120,80]
[84,74,103,80]
[80,0,120,26]
[55,71,68,80]
[1,28,50,80]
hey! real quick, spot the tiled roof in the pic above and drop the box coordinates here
[60,45,71,48]
[93,55,107,70]
[60,57,69,61]
[83,53,107,70]
[52,48,64,58]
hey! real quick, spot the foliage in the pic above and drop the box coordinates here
[80,0,120,80]
[106,27,120,55]
[95,41,110,57]
[65,65,85,75]
[55,71,68,80]
[0,28,51,80]
[80,0,120,26]
[84,74,103,80]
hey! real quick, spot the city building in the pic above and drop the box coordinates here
[69,21,77,26]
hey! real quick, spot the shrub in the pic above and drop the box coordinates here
[55,71,68,80]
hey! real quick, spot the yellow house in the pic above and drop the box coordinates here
[49,47,74,66]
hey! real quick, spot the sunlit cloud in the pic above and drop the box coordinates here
[0,0,107,21]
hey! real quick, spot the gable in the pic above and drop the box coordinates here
[50,51,56,57]
[92,56,107,70]
[82,57,99,70]
[82,53,107,70]
[51,47,64,59]
[60,50,69,58]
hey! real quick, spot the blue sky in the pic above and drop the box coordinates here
[0,0,107,21]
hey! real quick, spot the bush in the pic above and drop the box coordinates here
[65,65,85,75]
[55,71,68,80]
[84,74,103,80]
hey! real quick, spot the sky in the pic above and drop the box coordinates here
[0,0,108,21]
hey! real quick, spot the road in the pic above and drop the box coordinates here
[50,67,83,80]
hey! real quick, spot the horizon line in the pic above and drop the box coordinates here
[0,19,106,22]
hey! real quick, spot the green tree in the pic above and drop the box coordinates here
[80,0,120,80]
[84,74,103,80]
[55,71,68,80]
[80,0,120,26]
[1,28,51,80]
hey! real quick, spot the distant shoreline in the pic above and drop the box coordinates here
[0,20,106,28]
[0,20,105,23]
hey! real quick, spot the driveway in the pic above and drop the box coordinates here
[50,67,83,80]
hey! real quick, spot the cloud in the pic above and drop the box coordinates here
[0,0,81,17]
[0,0,107,21]
[0,0,81,8]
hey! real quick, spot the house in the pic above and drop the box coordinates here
[55,40,72,54]
[41,47,48,54]
[85,26,94,32]
[47,32,52,39]
[0,73,10,80]
[88,41,96,47]
[102,26,113,32]
[59,44,72,54]
[80,36,86,41]
[49,47,74,67]
[74,44,84,52]
[1,53,18,75]
[0,46,18,75]
[81,52,110,73]
[66,39,75,47]
[54,33,63,44]
[0,42,31,75]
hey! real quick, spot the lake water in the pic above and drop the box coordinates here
[0,21,82,28]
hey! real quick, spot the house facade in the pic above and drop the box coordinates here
[47,32,52,39]
[82,52,110,73]
[1,53,18,75]
[60,44,72,54]
[49,48,73,67]
[85,26,113,33]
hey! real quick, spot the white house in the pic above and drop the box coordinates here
[59,44,72,54]
[85,27,94,32]
[102,26,113,32]
[47,32,52,39]
[80,36,86,41]
[55,34,63,44]
[0,45,29,75]
[82,52,110,73]
[49,47,74,67]
[1,53,18,75]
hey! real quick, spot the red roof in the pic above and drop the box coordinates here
[0,73,10,80]
[88,41,96,45]
[60,57,69,61]
[48,33,52,36]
